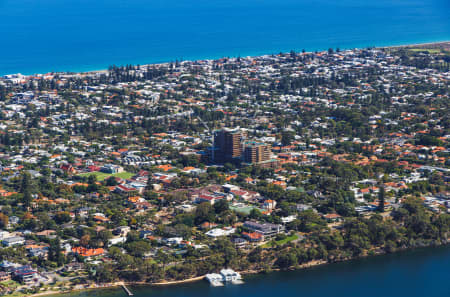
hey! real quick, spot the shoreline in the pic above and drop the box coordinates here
[380,40,450,49]
[4,40,449,77]
[83,40,449,75]
[29,243,448,297]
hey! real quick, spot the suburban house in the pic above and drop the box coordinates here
[243,221,285,238]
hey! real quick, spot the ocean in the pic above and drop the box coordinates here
[0,0,449,75]
[55,245,450,297]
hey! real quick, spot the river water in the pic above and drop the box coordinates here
[58,245,450,297]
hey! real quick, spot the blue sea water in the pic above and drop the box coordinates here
[0,0,449,75]
[57,245,450,297]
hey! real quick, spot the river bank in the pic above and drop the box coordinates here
[26,241,448,297]
[36,244,450,297]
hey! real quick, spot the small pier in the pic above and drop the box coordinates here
[205,269,244,287]
[121,284,133,296]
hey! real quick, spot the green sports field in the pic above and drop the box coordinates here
[77,171,134,181]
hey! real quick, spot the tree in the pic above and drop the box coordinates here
[126,230,140,242]
[126,241,151,257]
[377,186,385,212]
[94,265,117,283]
[20,173,33,207]
[54,211,71,224]
[249,208,263,220]
[281,130,294,146]
[80,234,91,247]
[194,202,214,225]
[276,251,297,268]
[214,199,229,214]
[22,189,33,208]
[98,230,113,247]
[105,176,118,186]
[48,238,65,266]
[0,213,8,228]
[88,174,97,185]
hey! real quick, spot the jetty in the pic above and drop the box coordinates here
[205,269,243,287]
[121,284,133,296]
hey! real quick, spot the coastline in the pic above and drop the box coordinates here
[5,40,449,77]
[79,41,448,75]
[380,40,450,49]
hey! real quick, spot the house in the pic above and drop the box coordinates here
[231,237,248,248]
[77,207,92,218]
[12,266,38,285]
[229,188,261,201]
[262,199,277,210]
[140,230,154,239]
[9,216,19,225]
[200,222,218,230]
[176,204,196,212]
[195,194,224,205]
[3,236,25,247]
[242,231,263,242]
[0,231,12,240]
[101,164,123,174]
[243,221,285,238]
[296,204,312,212]
[61,164,76,174]
[115,184,137,195]
[127,181,146,194]
[26,245,49,259]
[0,260,21,271]
[36,230,57,238]
[62,262,84,273]
[323,213,342,222]
[163,237,183,245]
[0,271,11,282]
[108,237,127,246]
[113,226,131,236]
[205,227,236,238]
[71,247,105,258]
[87,165,101,172]
[93,215,110,223]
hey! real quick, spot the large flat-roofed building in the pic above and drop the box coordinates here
[212,128,279,168]
[214,128,244,163]
[243,141,280,169]
[244,142,271,164]
[243,221,285,238]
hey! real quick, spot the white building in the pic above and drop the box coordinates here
[205,227,236,238]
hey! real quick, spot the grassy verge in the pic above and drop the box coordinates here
[262,234,299,248]
[77,171,134,181]
[408,48,441,54]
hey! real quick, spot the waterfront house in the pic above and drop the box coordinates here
[243,221,285,238]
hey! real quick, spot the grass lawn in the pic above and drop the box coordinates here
[0,280,19,289]
[408,48,441,54]
[229,205,264,215]
[262,234,299,248]
[77,171,134,181]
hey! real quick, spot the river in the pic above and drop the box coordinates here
[56,245,450,297]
